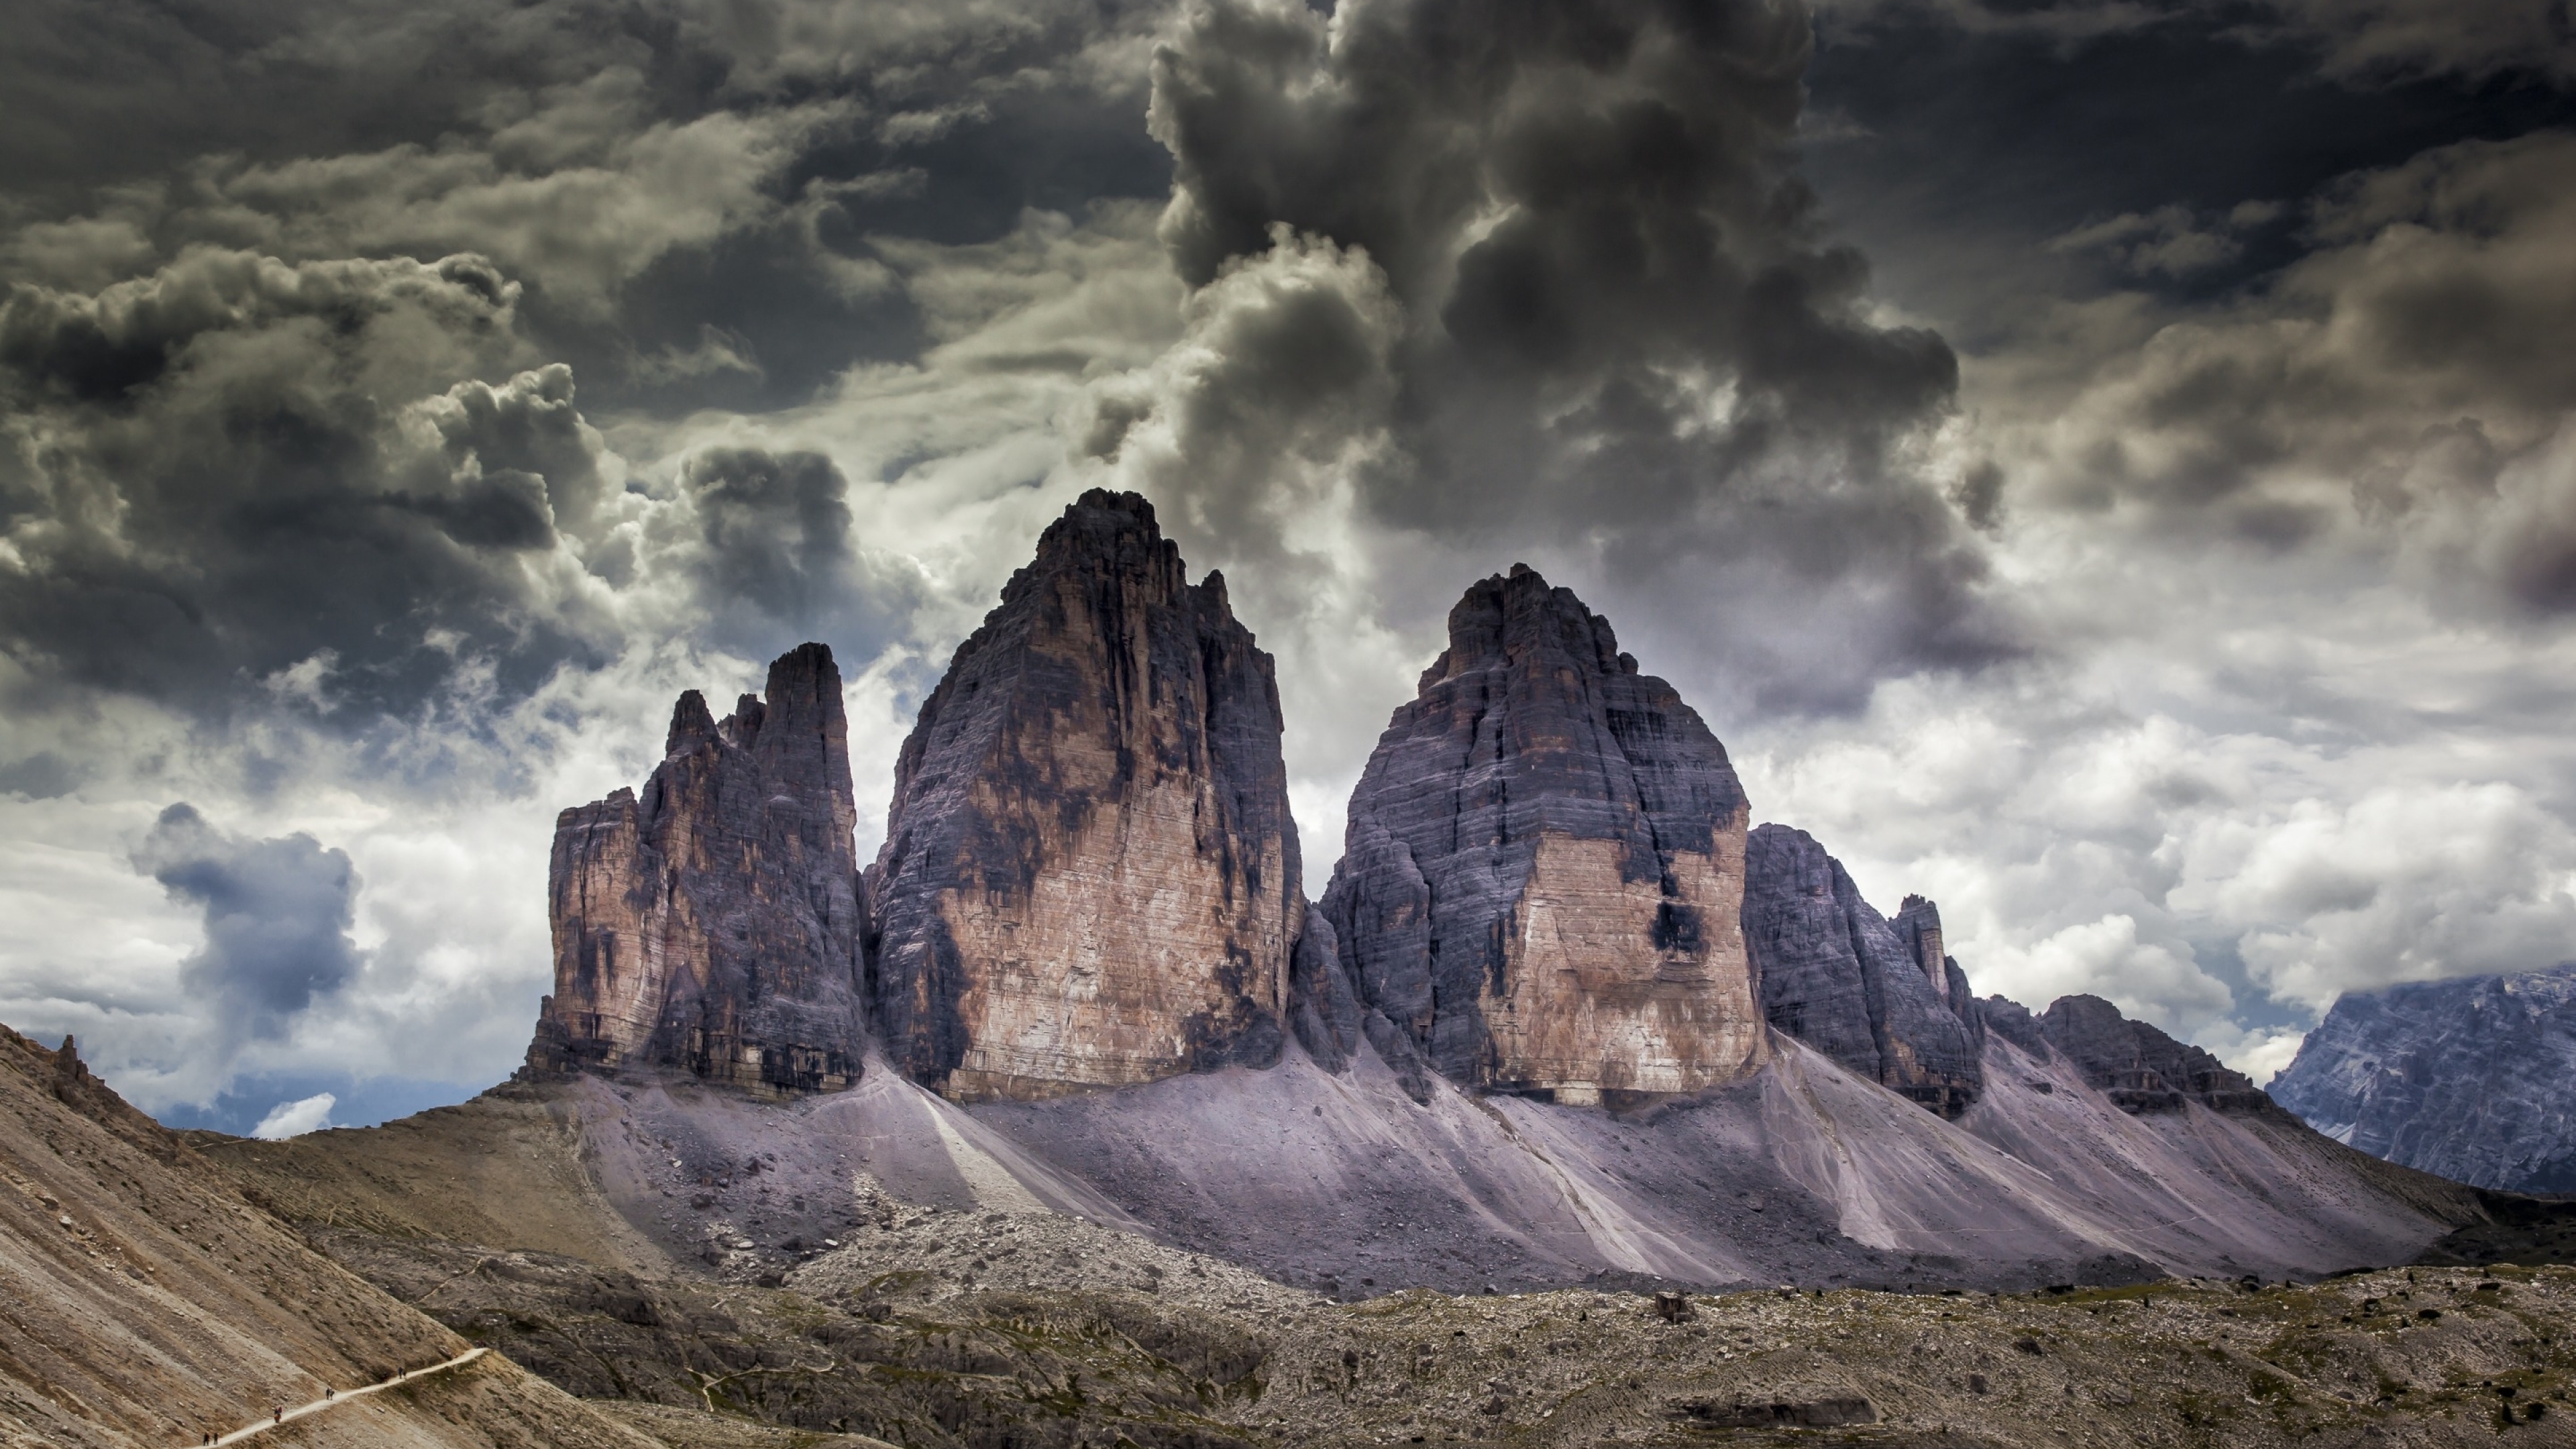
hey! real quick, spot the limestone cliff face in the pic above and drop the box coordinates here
[525,644,867,1093]
[2269,965,2576,1190]
[867,490,1301,1102]
[1318,565,1766,1103]
[1741,825,1984,1117]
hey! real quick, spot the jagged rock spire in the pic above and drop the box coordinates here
[524,643,867,1094]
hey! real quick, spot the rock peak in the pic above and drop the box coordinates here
[869,491,1302,1102]
[1427,566,1637,689]
[1319,572,1762,1104]
[666,690,718,756]
[525,643,866,1094]
[2037,994,2265,1114]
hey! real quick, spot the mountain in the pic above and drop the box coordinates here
[1316,564,1766,1105]
[501,517,2487,1286]
[865,489,1303,1101]
[2270,963,2576,1191]
[2022,993,2269,1113]
[0,1025,718,1449]
[525,643,867,1094]
[483,526,2485,1294]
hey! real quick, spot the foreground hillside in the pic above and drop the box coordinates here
[0,1024,890,1449]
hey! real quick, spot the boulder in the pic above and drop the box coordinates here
[1318,564,1766,1102]
[524,643,866,1093]
[867,490,1302,1101]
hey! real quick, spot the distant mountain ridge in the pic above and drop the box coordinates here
[2271,963,2576,1192]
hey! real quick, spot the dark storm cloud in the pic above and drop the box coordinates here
[1801,0,2576,87]
[1136,0,2004,708]
[131,804,364,1042]
[1788,1,2576,610]
[0,0,1179,767]
[0,250,619,724]
[2,0,1179,417]
[1797,3,2576,345]
[0,753,80,800]
[410,363,611,536]
[684,445,861,630]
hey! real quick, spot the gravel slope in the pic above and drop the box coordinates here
[0,1026,668,1449]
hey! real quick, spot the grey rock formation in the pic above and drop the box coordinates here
[866,490,1302,1102]
[525,644,867,1093]
[1741,825,1984,1117]
[2037,994,2267,1114]
[1975,994,2050,1059]
[2269,963,2576,1191]
[1318,565,1767,1103]
[1285,905,1364,1074]
[1896,894,1980,1018]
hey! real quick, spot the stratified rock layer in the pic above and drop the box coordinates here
[2269,963,2576,1190]
[525,643,867,1093]
[1742,825,1984,1116]
[867,490,1300,1102]
[1319,565,1765,1102]
[2037,994,2266,1114]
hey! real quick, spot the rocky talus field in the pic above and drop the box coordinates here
[181,1088,2576,1448]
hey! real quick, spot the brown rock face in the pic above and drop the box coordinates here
[1317,565,1766,1102]
[867,490,1301,1102]
[524,643,867,1093]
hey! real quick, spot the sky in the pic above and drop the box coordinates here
[3,0,2573,1135]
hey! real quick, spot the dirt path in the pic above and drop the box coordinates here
[197,1347,489,1445]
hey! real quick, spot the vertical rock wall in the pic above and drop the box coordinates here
[1741,824,1984,1117]
[1318,565,1766,1102]
[866,490,1302,1102]
[525,644,867,1093]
